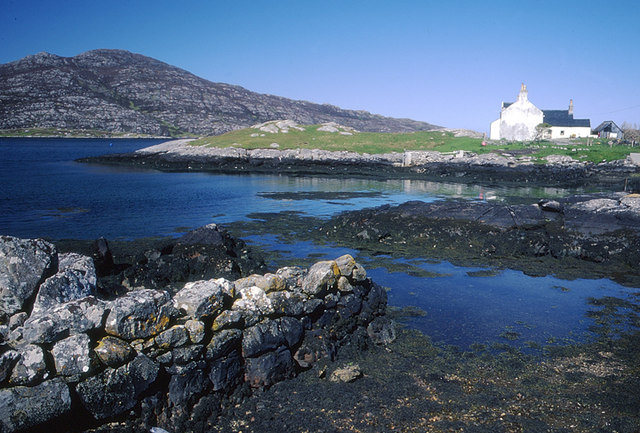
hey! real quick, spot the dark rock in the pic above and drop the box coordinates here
[367,316,397,345]
[0,350,19,383]
[538,199,563,213]
[244,345,296,388]
[0,378,71,433]
[169,369,209,405]
[208,350,243,391]
[0,236,57,317]
[93,237,115,277]
[242,317,303,358]
[76,354,159,420]
[211,309,244,331]
[155,325,189,350]
[205,329,242,361]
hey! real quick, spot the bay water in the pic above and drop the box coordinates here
[1,138,636,349]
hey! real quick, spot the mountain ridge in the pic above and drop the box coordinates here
[0,49,439,137]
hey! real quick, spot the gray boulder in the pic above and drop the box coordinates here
[0,350,19,383]
[0,378,71,433]
[302,260,339,296]
[232,285,275,326]
[105,289,176,340]
[22,296,106,344]
[0,236,57,317]
[9,344,48,386]
[76,354,159,420]
[184,319,206,343]
[51,333,92,378]
[31,260,96,318]
[173,278,233,320]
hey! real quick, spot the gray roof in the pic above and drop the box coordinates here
[543,110,590,127]
[593,120,623,133]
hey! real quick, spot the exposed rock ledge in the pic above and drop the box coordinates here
[0,234,389,433]
[79,140,640,189]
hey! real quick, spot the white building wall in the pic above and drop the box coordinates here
[489,119,501,140]
[549,126,592,139]
[489,85,544,141]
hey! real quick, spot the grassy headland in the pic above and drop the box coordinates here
[192,122,637,164]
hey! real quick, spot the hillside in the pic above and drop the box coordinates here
[0,49,439,137]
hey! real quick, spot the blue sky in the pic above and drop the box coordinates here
[1,0,639,133]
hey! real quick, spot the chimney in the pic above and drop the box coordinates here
[517,83,528,102]
[568,99,574,116]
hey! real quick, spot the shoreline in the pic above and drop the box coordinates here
[78,139,640,190]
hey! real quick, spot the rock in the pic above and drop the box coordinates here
[211,310,244,331]
[232,286,274,326]
[177,223,225,246]
[302,260,340,296]
[93,237,115,276]
[235,273,286,293]
[76,354,159,420]
[9,344,48,386]
[538,199,563,213]
[169,368,209,405]
[94,336,136,367]
[244,346,296,388]
[335,254,357,276]
[105,289,176,340]
[367,316,397,345]
[155,325,189,350]
[0,350,19,383]
[31,265,96,318]
[0,378,71,433]
[205,329,242,361]
[22,296,106,344]
[0,236,57,317]
[266,291,306,317]
[330,364,362,383]
[242,317,304,358]
[8,312,27,330]
[293,330,337,368]
[208,350,243,391]
[173,278,232,320]
[184,319,206,343]
[51,333,92,378]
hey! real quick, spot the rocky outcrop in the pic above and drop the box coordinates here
[80,140,640,190]
[0,233,389,433]
[0,49,438,136]
[321,193,640,286]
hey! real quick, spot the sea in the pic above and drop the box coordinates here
[1,137,637,350]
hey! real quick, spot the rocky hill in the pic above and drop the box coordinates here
[0,49,438,137]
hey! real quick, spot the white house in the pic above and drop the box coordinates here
[490,84,591,141]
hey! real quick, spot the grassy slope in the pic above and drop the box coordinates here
[192,124,637,164]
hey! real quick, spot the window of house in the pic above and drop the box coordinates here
[560,130,565,136]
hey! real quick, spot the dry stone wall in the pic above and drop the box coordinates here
[0,235,389,433]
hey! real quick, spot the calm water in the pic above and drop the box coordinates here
[1,138,636,349]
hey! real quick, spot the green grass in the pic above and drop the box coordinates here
[192,124,638,163]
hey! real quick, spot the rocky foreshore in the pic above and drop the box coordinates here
[319,192,640,286]
[0,229,390,433]
[78,140,640,190]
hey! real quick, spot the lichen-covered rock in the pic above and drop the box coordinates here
[76,354,159,420]
[0,236,57,317]
[185,319,206,343]
[22,296,106,344]
[155,325,189,350]
[211,309,243,331]
[335,254,357,278]
[94,336,136,367]
[235,273,286,293]
[105,289,176,340]
[173,279,233,320]
[51,333,92,378]
[31,266,96,318]
[0,378,71,433]
[266,290,306,317]
[330,364,362,383]
[242,317,303,358]
[302,260,340,296]
[9,344,48,386]
[232,286,274,326]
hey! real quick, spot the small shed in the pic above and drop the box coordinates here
[593,121,624,139]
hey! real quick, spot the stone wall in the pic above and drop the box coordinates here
[0,235,389,433]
